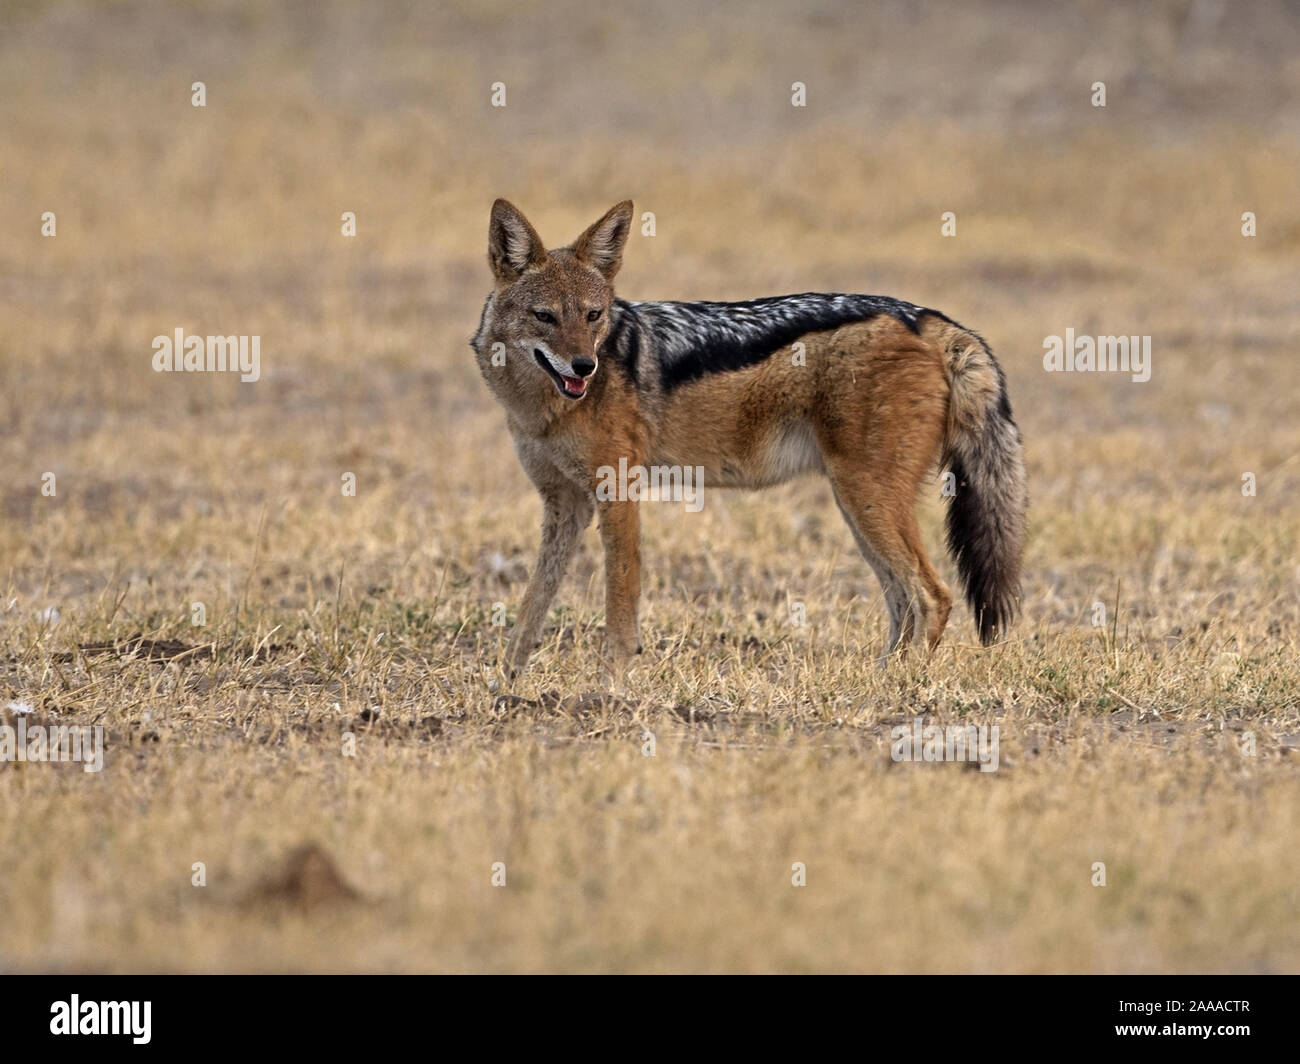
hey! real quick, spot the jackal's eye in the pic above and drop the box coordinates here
[532,309,557,325]
[586,308,603,323]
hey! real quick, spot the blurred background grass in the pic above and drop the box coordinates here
[2,0,1297,639]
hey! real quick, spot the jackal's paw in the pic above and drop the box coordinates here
[601,649,635,684]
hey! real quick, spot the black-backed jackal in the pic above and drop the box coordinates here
[472,200,1027,675]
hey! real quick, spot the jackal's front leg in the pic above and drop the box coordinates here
[506,488,594,675]
[597,498,641,676]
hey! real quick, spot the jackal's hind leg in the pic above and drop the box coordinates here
[833,491,909,659]
[827,464,951,661]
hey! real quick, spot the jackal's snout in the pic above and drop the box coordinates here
[532,343,594,398]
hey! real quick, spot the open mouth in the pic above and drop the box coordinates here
[534,350,589,399]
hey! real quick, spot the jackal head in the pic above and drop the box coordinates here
[472,199,633,408]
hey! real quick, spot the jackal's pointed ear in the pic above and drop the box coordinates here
[570,200,634,281]
[488,199,548,283]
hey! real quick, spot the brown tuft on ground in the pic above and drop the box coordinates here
[244,844,361,912]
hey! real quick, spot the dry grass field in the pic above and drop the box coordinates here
[1,0,1299,972]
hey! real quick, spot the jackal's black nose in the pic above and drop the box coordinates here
[571,357,596,378]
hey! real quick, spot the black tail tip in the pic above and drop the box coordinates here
[946,453,1022,647]
[975,603,1016,646]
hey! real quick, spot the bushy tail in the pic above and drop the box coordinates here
[933,320,1027,644]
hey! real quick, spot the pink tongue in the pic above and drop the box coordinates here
[562,376,586,395]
